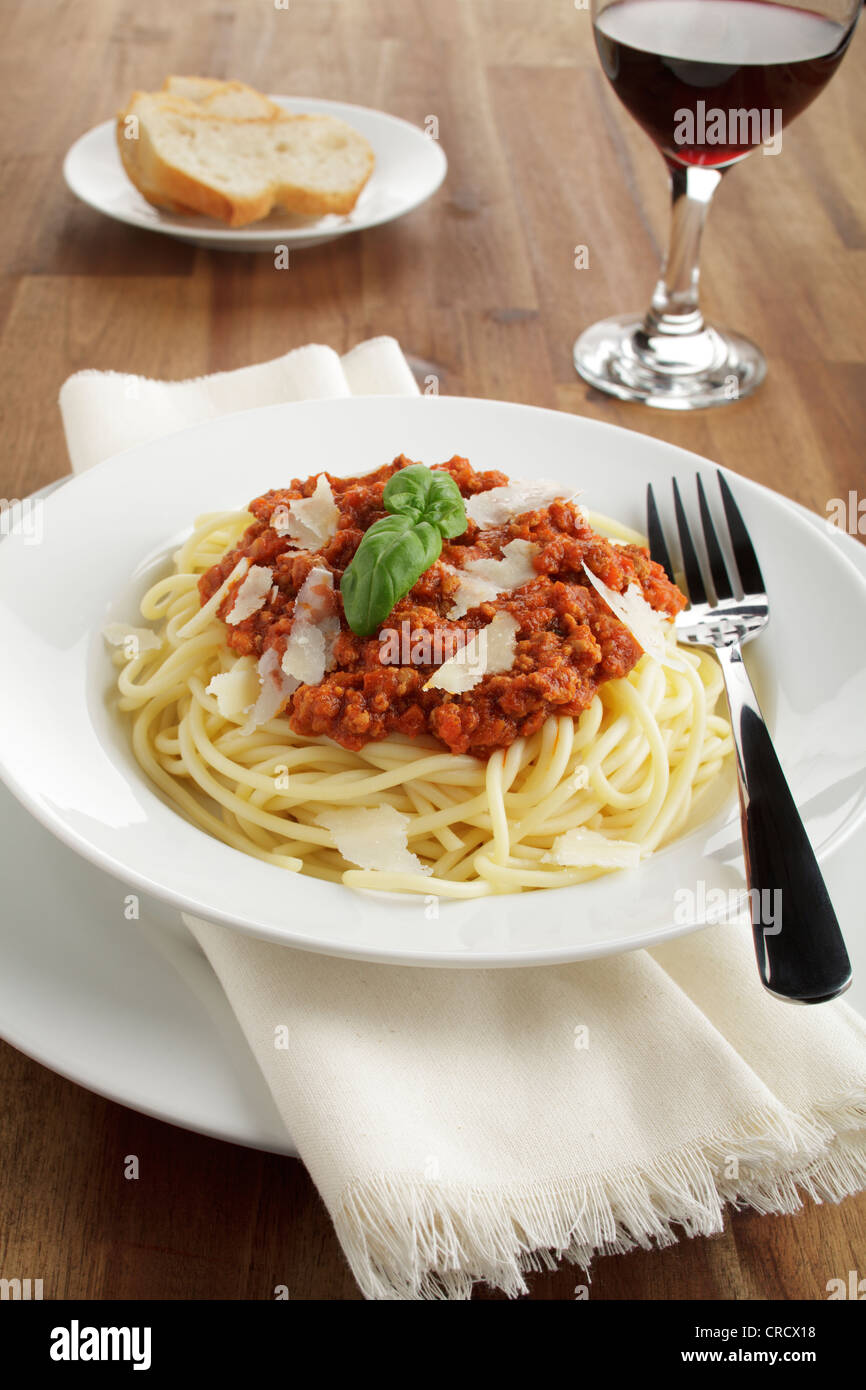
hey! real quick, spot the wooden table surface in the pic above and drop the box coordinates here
[1,0,864,1301]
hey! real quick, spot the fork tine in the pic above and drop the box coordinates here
[696,475,734,602]
[672,478,707,606]
[646,483,675,581]
[717,471,766,596]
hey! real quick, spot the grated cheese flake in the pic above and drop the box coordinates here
[543,827,641,870]
[178,556,250,639]
[581,562,670,663]
[316,805,432,876]
[281,566,340,687]
[271,474,340,550]
[226,565,274,625]
[206,656,261,720]
[240,648,298,735]
[466,478,578,528]
[447,539,539,618]
[424,611,520,694]
[484,610,521,675]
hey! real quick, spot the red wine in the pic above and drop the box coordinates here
[594,0,855,166]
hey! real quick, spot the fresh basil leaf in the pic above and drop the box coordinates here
[340,514,442,637]
[424,471,467,539]
[383,464,467,539]
[382,464,434,522]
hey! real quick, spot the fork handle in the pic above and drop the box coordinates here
[715,643,851,1003]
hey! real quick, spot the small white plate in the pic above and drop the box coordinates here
[62,96,447,251]
[1,478,864,1154]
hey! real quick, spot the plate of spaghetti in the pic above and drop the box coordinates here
[0,395,864,966]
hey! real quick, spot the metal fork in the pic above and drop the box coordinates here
[647,472,851,1004]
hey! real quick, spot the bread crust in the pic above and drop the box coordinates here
[161,76,285,121]
[116,85,375,227]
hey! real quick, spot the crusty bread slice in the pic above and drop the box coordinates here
[117,94,194,214]
[161,76,283,120]
[116,85,375,226]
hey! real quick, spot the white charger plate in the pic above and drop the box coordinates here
[0,777,292,1153]
[1,449,864,1154]
[62,96,447,251]
[0,396,865,971]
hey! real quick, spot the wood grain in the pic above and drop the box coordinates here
[0,0,864,1301]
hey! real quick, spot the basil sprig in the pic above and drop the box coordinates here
[340,465,467,637]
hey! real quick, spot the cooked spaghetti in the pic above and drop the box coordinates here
[109,455,733,897]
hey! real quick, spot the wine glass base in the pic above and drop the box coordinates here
[573,314,766,411]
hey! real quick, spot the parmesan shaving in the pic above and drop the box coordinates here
[448,539,539,618]
[177,557,250,639]
[315,805,432,876]
[281,566,340,687]
[424,611,520,694]
[102,623,161,656]
[484,611,521,675]
[543,827,641,870]
[226,564,274,625]
[443,567,500,616]
[271,474,339,550]
[582,562,670,663]
[466,478,577,528]
[206,656,261,720]
[240,648,298,735]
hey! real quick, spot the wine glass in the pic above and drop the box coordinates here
[574,0,862,410]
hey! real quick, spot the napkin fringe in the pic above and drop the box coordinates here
[795,1133,866,1205]
[786,1088,866,1206]
[333,1101,838,1300]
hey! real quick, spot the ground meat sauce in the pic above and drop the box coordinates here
[198,456,687,758]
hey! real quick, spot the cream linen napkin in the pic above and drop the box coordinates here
[59,337,419,474]
[59,337,866,1300]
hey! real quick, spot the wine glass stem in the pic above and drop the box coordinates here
[646,163,723,338]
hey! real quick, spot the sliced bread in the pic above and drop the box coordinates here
[116,82,375,226]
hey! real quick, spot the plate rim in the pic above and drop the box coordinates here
[62,93,448,246]
[2,394,866,969]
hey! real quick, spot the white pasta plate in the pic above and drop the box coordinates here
[0,395,864,968]
[62,96,447,252]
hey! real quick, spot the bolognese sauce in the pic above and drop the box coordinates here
[198,455,686,757]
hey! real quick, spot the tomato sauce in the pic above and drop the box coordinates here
[199,456,686,757]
